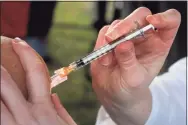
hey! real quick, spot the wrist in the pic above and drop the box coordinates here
[128,88,152,125]
[102,88,152,125]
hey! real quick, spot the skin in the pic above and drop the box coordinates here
[90,7,181,125]
[1,36,27,98]
[1,7,181,125]
[1,36,51,99]
[1,39,76,125]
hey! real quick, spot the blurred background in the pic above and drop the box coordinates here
[1,1,187,125]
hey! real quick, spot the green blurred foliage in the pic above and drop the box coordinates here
[48,2,100,125]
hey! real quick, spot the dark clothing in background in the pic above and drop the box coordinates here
[93,1,122,32]
[131,1,160,14]
[25,2,57,62]
[93,1,108,32]
[166,1,187,63]
[27,2,57,39]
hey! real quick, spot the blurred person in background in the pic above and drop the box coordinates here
[0,1,57,64]
[92,1,123,32]
[92,1,108,32]
[129,1,160,14]
[0,2,30,39]
[25,1,57,63]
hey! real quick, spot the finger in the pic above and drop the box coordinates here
[114,41,137,68]
[146,9,181,44]
[105,19,121,41]
[94,26,113,66]
[91,8,152,86]
[108,20,137,68]
[11,39,51,104]
[105,7,152,41]
[1,101,16,125]
[1,66,32,125]
[106,7,151,68]
[134,9,181,62]
[94,26,109,49]
[91,26,115,88]
[51,93,77,125]
[95,20,121,50]
[14,37,51,83]
[98,20,121,66]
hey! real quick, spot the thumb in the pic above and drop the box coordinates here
[146,9,181,43]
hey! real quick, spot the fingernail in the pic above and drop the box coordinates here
[52,93,58,98]
[14,37,26,44]
[107,26,114,33]
[52,93,62,108]
[14,37,22,42]
[11,37,21,43]
[15,37,21,40]
[105,29,119,41]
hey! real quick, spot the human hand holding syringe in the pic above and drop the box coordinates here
[51,22,156,87]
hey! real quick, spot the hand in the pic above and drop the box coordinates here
[1,39,76,125]
[91,7,181,125]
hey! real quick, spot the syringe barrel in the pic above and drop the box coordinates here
[69,44,113,70]
[82,44,112,64]
[71,24,155,70]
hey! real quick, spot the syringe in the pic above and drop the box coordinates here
[51,23,155,85]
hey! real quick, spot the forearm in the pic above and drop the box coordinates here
[146,74,186,125]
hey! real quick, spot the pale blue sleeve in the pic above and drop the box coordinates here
[145,57,186,125]
[95,106,117,125]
